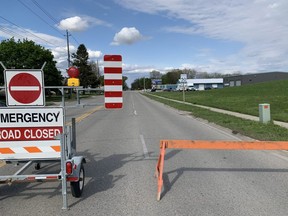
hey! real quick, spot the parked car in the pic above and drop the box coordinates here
[163,88,173,92]
[187,86,198,91]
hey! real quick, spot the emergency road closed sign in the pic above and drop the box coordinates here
[0,107,64,160]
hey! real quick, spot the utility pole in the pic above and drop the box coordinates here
[66,30,72,99]
[66,30,71,67]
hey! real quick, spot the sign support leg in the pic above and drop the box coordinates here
[155,141,166,201]
[60,134,68,210]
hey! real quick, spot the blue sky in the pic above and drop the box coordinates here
[1,0,288,86]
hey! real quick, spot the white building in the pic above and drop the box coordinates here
[177,78,223,91]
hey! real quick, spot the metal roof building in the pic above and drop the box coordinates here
[178,78,224,90]
[223,72,288,87]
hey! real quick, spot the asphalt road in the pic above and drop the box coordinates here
[1,91,288,215]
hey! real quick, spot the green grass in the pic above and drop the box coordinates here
[152,80,288,122]
[143,81,288,141]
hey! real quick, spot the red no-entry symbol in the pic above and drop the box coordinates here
[5,71,44,106]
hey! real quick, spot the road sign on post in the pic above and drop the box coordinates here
[104,55,123,109]
[5,70,45,107]
[180,74,187,102]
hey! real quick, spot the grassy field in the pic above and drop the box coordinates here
[144,80,288,141]
[152,79,288,122]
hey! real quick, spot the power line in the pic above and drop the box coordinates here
[0,25,25,39]
[70,34,80,45]
[17,0,64,37]
[31,0,59,24]
[0,16,56,46]
[29,0,81,46]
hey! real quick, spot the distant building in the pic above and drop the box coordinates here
[158,84,178,91]
[152,79,162,90]
[223,72,288,87]
[177,78,224,91]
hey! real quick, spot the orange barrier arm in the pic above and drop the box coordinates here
[155,140,288,201]
[161,140,288,150]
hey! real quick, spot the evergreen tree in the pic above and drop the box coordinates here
[72,44,96,88]
[89,61,101,88]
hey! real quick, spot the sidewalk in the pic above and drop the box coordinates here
[150,94,288,129]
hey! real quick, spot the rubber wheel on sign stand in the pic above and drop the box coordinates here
[71,164,85,198]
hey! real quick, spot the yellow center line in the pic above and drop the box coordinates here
[66,105,104,126]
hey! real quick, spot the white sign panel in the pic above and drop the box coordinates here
[180,74,187,83]
[180,74,187,79]
[5,70,45,107]
[0,107,64,160]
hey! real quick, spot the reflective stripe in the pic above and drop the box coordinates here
[104,85,122,91]
[103,61,122,68]
[104,74,122,80]
[105,97,123,103]
[10,86,40,91]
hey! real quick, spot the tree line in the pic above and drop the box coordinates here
[0,38,128,89]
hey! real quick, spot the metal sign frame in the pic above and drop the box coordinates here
[0,62,86,210]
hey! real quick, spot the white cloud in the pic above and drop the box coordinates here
[57,16,111,32]
[111,27,144,45]
[117,0,288,72]
[123,63,157,74]
[58,16,89,32]
[0,25,65,47]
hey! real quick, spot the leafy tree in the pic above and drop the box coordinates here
[162,69,182,84]
[131,77,151,90]
[123,76,129,90]
[72,44,96,88]
[99,75,104,86]
[131,78,141,90]
[89,61,101,88]
[0,38,63,86]
[150,70,162,79]
[183,68,197,79]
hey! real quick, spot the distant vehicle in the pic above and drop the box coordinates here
[176,85,187,91]
[187,86,198,91]
[151,88,156,92]
[163,88,173,92]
